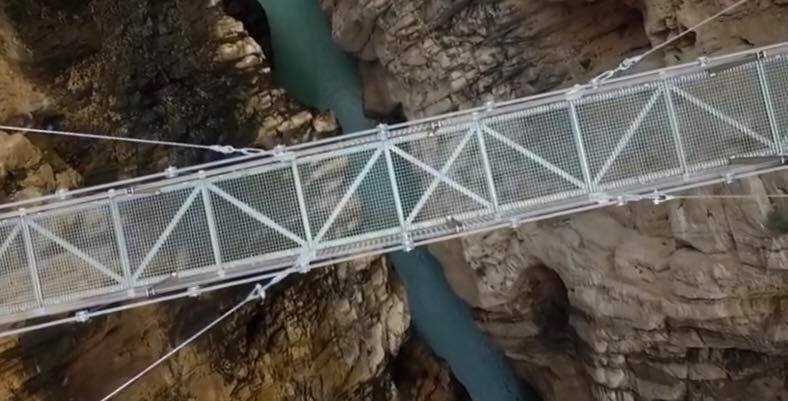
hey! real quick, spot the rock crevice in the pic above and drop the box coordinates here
[324,0,788,400]
[0,2,463,401]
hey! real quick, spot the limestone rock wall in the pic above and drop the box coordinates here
[326,0,788,400]
[326,0,788,119]
[0,124,81,201]
[4,0,339,183]
[0,8,46,120]
[0,1,463,401]
[462,174,788,401]
[323,0,650,117]
[0,258,414,401]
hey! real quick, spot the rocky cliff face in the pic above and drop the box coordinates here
[0,124,81,201]
[325,0,788,400]
[325,0,788,119]
[3,0,339,182]
[0,1,463,401]
[323,0,650,118]
[464,177,788,401]
[0,257,415,401]
[6,0,788,400]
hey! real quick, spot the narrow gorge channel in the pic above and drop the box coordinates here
[4,1,788,400]
[256,0,538,400]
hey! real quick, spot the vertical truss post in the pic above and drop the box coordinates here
[661,79,689,176]
[199,172,223,275]
[755,54,783,154]
[133,188,200,281]
[474,107,499,214]
[379,124,413,251]
[109,190,134,290]
[290,155,315,268]
[314,149,382,243]
[20,212,44,307]
[568,98,594,193]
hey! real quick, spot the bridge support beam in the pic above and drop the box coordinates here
[379,124,413,251]
[755,56,783,155]
[200,175,224,275]
[20,215,44,308]
[291,160,315,268]
[473,114,500,214]
[662,81,689,177]
[109,190,134,290]
[568,100,594,192]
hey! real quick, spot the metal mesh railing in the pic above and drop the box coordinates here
[1,43,788,324]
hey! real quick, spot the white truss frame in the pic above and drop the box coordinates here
[0,43,787,325]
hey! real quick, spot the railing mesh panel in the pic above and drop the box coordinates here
[1,45,788,323]
[393,123,490,224]
[765,55,788,145]
[484,105,584,205]
[577,85,680,188]
[671,65,775,170]
[30,205,123,301]
[212,166,304,262]
[120,188,215,282]
[0,221,36,314]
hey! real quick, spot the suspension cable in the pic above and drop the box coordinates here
[96,182,787,401]
[0,268,292,338]
[607,191,788,204]
[98,266,300,401]
[0,0,761,396]
[590,0,752,85]
[99,289,255,401]
[0,0,754,156]
[664,193,788,200]
[0,125,266,156]
[0,0,754,154]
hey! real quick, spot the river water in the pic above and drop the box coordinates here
[256,1,538,400]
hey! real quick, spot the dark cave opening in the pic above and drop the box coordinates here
[524,265,570,342]
[222,0,275,74]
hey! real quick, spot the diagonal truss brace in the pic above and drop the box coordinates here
[394,128,492,225]
[392,147,493,216]
[109,196,134,288]
[480,125,586,189]
[473,121,499,212]
[0,224,21,260]
[28,221,125,284]
[291,161,315,269]
[380,130,412,249]
[313,149,383,243]
[206,183,306,248]
[669,85,774,148]
[593,88,663,185]
[201,181,223,270]
[134,188,201,280]
[755,58,783,152]
[20,218,43,306]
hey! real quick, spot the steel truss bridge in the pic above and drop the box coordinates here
[1,42,788,327]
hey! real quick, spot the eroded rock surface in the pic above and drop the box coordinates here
[323,0,650,117]
[4,0,339,183]
[5,0,788,400]
[463,175,788,401]
[326,0,788,119]
[0,1,461,401]
[326,0,788,400]
[0,124,81,201]
[0,258,416,401]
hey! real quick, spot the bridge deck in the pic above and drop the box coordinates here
[1,42,788,325]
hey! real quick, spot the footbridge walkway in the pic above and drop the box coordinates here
[1,42,787,326]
